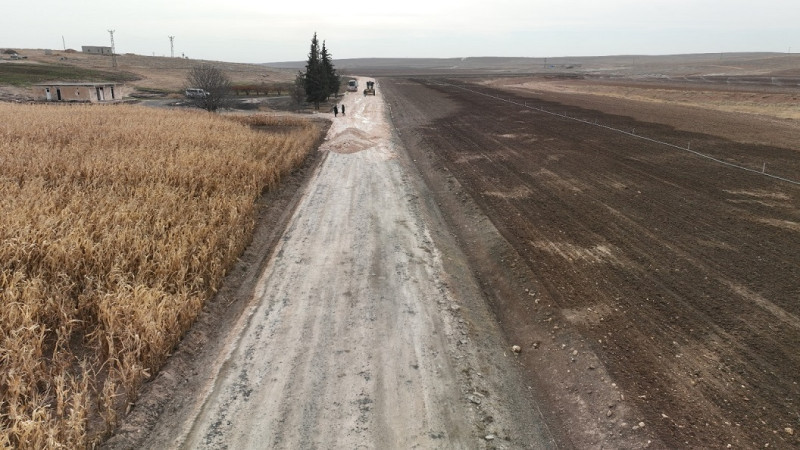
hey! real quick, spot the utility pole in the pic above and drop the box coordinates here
[169,36,175,58]
[62,35,66,51]
[108,29,117,68]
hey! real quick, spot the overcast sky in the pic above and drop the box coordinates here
[4,0,798,63]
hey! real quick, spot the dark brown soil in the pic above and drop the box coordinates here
[382,78,800,449]
[488,76,800,151]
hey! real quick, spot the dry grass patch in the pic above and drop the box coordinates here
[0,103,324,448]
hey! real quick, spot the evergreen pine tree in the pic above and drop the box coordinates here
[303,32,324,109]
[301,32,341,109]
[320,41,340,99]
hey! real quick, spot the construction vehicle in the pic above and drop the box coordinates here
[363,80,376,96]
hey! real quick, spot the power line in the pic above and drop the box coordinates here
[108,29,117,68]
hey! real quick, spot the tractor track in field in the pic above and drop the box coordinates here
[382,77,800,449]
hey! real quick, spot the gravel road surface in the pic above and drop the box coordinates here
[115,79,555,449]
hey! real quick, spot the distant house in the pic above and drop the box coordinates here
[33,82,118,102]
[81,46,112,55]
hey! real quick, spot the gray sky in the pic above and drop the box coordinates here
[4,0,798,63]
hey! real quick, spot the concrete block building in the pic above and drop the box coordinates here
[81,46,112,55]
[33,82,118,102]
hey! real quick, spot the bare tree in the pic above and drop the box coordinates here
[185,64,232,112]
[291,72,306,110]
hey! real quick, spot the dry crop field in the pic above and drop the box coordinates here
[0,103,324,448]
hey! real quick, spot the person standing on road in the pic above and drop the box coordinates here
[341,104,346,115]
[333,104,338,117]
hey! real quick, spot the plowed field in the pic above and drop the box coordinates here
[383,78,800,448]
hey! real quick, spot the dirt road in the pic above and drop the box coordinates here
[106,79,555,449]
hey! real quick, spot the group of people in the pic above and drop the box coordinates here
[333,104,345,117]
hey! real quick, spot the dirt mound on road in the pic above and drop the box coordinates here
[321,127,376,154]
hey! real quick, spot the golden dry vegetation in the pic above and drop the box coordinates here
[0,103,325,448]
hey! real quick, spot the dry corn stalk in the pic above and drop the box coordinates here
[0,103,324,448]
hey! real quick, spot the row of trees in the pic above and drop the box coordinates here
[295,33,340,109]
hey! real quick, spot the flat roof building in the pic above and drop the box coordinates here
[81,46,112,55]
[33,82,118,103]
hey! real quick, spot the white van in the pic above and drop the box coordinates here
[346,79,358,92]
[185,88,209,98]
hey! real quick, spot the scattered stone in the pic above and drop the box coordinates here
[511,345,521,354]
[450,304,461,312]
[607,410,613,417]
[485,434,496,441]
[786,427,794,435]
[467,395,482,405]
[639,422,646,428]
[532,341,540,349]
[572,350,578,356]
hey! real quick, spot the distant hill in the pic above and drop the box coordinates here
[263,53,800,77]
[1,49,292,91]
